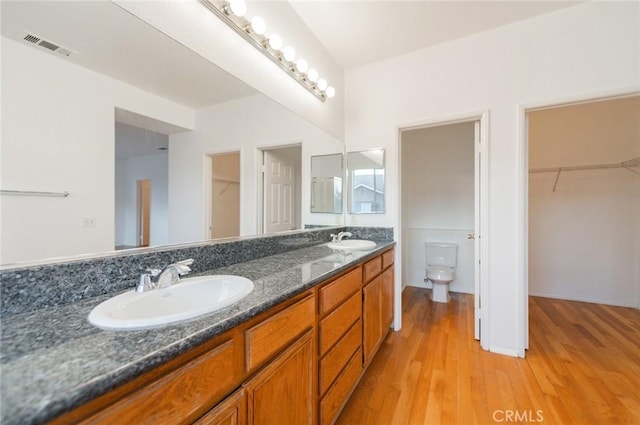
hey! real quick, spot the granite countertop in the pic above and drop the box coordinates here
[0,241,394,425]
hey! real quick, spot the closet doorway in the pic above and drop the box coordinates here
[527,95,640,310]
[208,152,241,239]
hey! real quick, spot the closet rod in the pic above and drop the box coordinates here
[0,190,70,197]
[212,177,240,184]
[529,156,640,174]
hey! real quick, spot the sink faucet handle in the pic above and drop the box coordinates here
[136,273,155,293]
[330,234,339,243]
[146,268,161,276]
[174,259,193,275]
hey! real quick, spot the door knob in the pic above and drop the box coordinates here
[467,233,475,240]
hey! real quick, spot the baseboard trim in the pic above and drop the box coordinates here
[529,291,638,308]
[404,282,474,295]
[489,346,521,358]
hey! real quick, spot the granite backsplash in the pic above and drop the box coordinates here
[0,227,393,317]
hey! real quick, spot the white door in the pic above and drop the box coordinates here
[264,150,295,233]
[473,120,482,340]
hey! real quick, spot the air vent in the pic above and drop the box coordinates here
[23,32,74,57]
[23,33,41,44]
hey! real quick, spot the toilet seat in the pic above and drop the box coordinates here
[427,266,454,281]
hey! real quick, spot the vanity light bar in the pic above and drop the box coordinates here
[201,0,335,102]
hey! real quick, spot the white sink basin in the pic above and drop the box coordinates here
[88,275,254,330]
[327,239,377,251]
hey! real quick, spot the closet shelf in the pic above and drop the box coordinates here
[529,156,639,192]
[212,177,240,184]
[529,156,640,174]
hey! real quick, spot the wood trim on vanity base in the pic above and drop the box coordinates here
[51,328,244,425]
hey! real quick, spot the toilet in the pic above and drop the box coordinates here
[425,242,458,303]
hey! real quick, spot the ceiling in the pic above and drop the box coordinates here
[289,0,584,69]
[0,0,257,109]
[1,0,584,113]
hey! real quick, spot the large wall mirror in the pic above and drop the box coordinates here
[310,154,343,214]
[0,0,344,266]
[347,149,385,214]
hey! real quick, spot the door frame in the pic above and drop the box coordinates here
[256,142,302,235]
[396,109,489,349]
[516,87,639,355]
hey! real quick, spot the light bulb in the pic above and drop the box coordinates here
[317,78,328,91]
[227,0,246,17]
[282,46,296,62]
[307,69,319,82]
[296,59,308,73]
[268,34,283,51]
[250,16,266,35]
[326,86,335,98]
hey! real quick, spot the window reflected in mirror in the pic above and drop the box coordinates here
[310,153,343,214]
[348,149,385,214]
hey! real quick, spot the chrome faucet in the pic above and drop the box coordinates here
[136,259,194,292]
[330,231,353,243]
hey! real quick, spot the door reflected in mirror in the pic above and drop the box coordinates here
[261,145,302,234]
[347,149,385,214]
[310,153,343,214]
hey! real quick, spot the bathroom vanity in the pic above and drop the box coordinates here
[0,229,394,425]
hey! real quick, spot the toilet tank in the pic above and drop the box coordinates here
[425,243,458,268]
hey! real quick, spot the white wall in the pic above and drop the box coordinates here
[114,153,169,247]
[114,0,344,141]
[401,123,475,293]
[168,94,344,244]
[1,37,193,265]
[344,2,640,354]
[528,96,640,307]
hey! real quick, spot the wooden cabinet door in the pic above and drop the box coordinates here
[381,266,394,332]
[81,335,244,425]
[194,389,245,425]
[246,330,314,425]
[362,276,382,366]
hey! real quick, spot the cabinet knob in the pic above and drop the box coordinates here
[467,233,475,240]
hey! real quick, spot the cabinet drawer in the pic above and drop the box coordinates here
[319,348,363,425]
[382,249,394,270]
[319,268,362,316]
[319,319,362,395]
[246,294,315,372]
[84,335,244,425]
[319,291,361,355]
[363,256,382,283]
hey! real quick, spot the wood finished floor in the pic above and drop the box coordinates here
[336,287,640,425]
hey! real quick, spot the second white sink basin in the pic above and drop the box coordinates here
[88,275,254,330]
[327,239,377,251]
